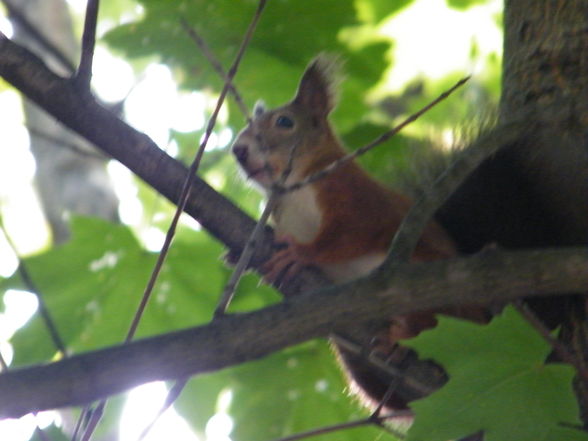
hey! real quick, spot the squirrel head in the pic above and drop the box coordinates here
[232,54,344,189]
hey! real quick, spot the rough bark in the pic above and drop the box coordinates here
[501,0,588,242]
[0,247,585,418]
[500,0,588,426]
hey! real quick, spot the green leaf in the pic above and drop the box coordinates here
[103,0,389,132]
[31,425,69,441]
[174,373,232,437]
[227,340,387,441]
[356,0,414,24]
[5,217,153,364]
[404,307,585,441]
[6,217,227,366]
[176,340,395,441]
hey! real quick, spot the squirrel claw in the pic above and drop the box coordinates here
[262,235,309,284]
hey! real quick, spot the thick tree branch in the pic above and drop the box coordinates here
[0,34,240,245]
[0,247,586,418]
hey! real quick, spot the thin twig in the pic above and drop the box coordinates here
[284,76,470,193]
[137,378,189,441]
[125,0,266,343]
[80,401,105,441]
[270,417,375,441]
[71,409,85,441]
[0,351,7,371]
[371,376,403,418]
[513,300,588,380]
[268,412,408,441]
[90,2,268,438]
[214,140,299,317]
[180,20,251,121]
[74,0,99,89]
[214,193,277,316]
[0,216,67,356]
[330,334,431,396]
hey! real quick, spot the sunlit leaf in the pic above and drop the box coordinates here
[6,217,228,365]
[103,0,389,132]
[405,307,585,441]
[228,340,390,441]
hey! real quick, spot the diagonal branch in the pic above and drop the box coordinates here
[0,33,307,286]
[0,32,329,297]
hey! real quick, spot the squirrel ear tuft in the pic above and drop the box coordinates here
[293,53,342,117]
[253,100,266,117]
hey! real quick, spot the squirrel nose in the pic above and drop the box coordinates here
[233,144,249,164]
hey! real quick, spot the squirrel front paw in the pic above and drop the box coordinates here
[261,235,311,284]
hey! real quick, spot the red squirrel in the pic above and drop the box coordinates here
[231,55,489,407]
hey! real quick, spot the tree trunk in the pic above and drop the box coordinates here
[501,0,588,242]
[501,0,588,426]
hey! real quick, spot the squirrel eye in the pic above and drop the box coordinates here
[275,115,294,129]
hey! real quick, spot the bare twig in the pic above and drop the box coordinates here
[0,216,67,356]
[284,76,470,193]
[214,193,277,316]
[109,2,268,437]
[270,418,376,441]
[71,410,85,441]
[137,378,188,441]
[80,401,105,441]
[180,20,251,121]
[330,334,431,396]
[371,377,403,418]
[215,140,299,317]
[268,411,409,441]
[0,352,7,371]
[74,0,99,89]
[513,301,588,380]
[125,0,266,345]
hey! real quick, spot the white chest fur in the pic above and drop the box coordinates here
[273,186,322,243]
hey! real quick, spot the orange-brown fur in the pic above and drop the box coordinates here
[232,55,488,410]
